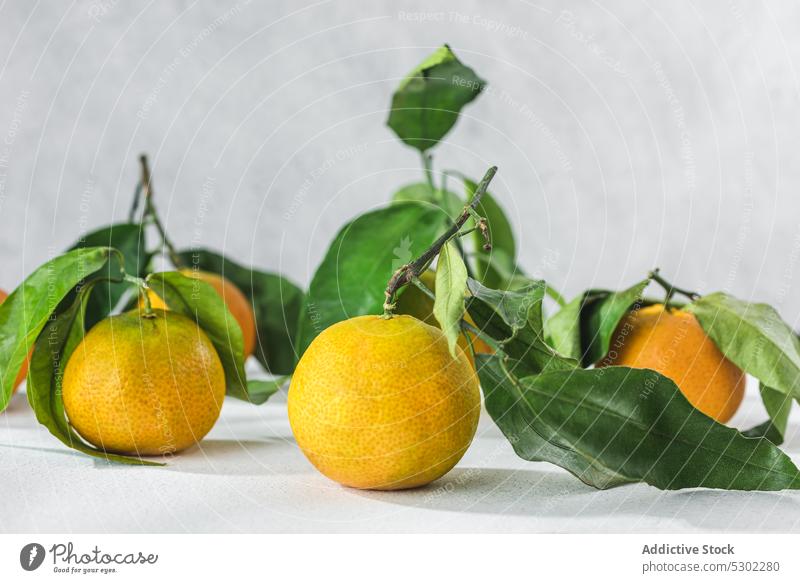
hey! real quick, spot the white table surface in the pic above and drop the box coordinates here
[1,385,799,534]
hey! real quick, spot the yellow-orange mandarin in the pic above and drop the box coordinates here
[288,315,480,490]
[62,309,225,455]
[601,304,745,423]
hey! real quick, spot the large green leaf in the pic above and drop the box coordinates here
[387,45,485,151]
[463,177,516,289]
[146,271,253,402]
[478,356,800,491]
[478,356,632,489]
[743,384,793,445]
[69,223,148,329]
[0,247,115,411]
[433,240,468,356]
[176,249,304,375]
[297,202,445,354]
[26,278,159,465]
[392,182,463,219]
[466,278,576,375]
[687,292,800,400]
[545,278,650,366]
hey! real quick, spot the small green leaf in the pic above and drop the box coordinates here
[543,284,567,307]
[26,278,160,466]
[463,177,516,289]
[544,293,585,360]
[297,201,446,354]
[387,45,485,151]
[0,247,114,411]
[146,271,250,402]
[583,279,650,366]
[545,278,650,366]
[246,377,287,405]
[687,292,800,400]
[434,240,468,356]
[478,355,800,491]
[392,182,463,218]
[176,249,304,375]
[69,223,148,329]
[466,278,576,374]
[743,384,793,444]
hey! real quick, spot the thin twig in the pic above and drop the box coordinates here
[383,165,498,315]
[128,182,143,223]
[648,268,700,302]
[421,151,435,189]
[139,154,184,269]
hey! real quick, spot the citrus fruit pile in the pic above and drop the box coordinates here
[1,44,799,495]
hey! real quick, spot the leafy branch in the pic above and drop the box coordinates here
[383,165,497,315]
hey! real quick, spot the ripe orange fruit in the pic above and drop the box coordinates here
[147,269,256,358]
[601,304,745,423]
[0,288,28,392]
[288,315,480,490]
[396,270,493,357]
[62,309,225,455]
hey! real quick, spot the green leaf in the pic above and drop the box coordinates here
[176,249,304,375]
[392,182,463,218]
[545,278,650,366]
[146,271,250,402]
[69,223,148,329]
[544,293,585,360]
[246,377,287,405]
[743,384,793,444]
[544,284,567,307]
[478,355,800,491]
[463,177,516,289]
[433,240,468,356]
[0,247,115,411]
[687,292,800,400]
[26,278,159,466]
[387,45,485,151]
[582,279,650,366]
[478,355,632,489]
[466,278,576,374]
[297,201,446,354]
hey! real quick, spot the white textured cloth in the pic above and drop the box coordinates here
[1,385,798,533]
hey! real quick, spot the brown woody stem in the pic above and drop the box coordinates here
[383,165,498,316]
[648,268,700,303]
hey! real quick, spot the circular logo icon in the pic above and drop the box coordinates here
[20,543,46,571]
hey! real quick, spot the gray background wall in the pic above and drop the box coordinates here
[1,0,800,326]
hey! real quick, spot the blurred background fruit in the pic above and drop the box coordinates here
[146,269,257,357]
[602,304,745,423]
